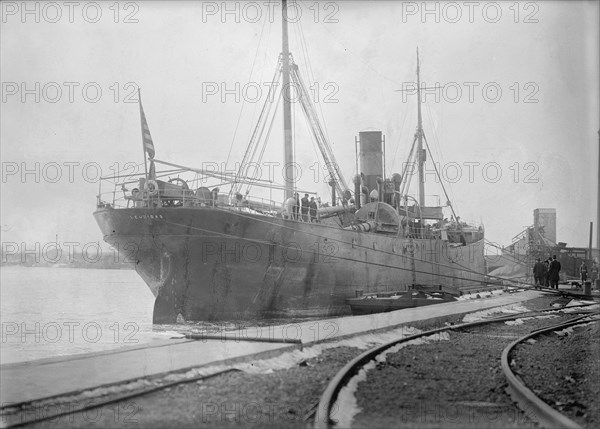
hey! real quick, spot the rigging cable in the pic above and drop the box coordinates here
[295,1,332,144]
[247,87,284,195]
[225,12,269,167]
[422,133,458,221]
[425,100,459,215]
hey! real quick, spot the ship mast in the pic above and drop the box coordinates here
[282,0,294,200]
[416,48,425,207]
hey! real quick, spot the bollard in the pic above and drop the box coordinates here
[584,281,592,296]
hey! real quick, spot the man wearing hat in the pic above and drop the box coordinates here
[301,193,310,222]
[309,196,318,222]
[533,258,546,289]
[548,255,561,289]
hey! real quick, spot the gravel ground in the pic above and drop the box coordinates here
[351,297,597,428]
[19,294,597,429]
[512,319,600,427]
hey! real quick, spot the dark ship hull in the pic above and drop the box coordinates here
[94,206,485,322]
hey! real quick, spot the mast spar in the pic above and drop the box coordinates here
[282,0,294,200]
[416,47,425,207]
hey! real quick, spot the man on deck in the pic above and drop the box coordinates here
[309,197,318,222]
[301,193,310,222]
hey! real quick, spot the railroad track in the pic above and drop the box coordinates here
[314,303,599,429]
[3,301,596,428]
[502,317,596,429]
[0,368,242,428]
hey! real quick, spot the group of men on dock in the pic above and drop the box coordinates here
[533,256,562,289]
[533,256,599,289]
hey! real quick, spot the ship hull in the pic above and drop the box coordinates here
[94,207,486,322]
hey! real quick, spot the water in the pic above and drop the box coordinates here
[0,267,336,365]
[0,266,175,364]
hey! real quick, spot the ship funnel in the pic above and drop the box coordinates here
[357,131,384,196]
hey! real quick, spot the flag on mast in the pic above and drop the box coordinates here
[138,89,155,160]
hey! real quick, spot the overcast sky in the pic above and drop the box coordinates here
[1,0,599,253]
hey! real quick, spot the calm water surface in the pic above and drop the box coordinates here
[0,267,168,364]
[1,266,333,365]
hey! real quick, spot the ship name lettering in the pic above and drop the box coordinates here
[128,214,164,220]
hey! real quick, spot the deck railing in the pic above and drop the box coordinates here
[96,177,285,216]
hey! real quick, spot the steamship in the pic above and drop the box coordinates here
[94,2,486,323]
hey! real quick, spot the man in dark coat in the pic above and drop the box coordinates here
[533,258,546,289]
[301,193,310,222]
[548,255,561,289]
[580,261,588,285]
[543,258,551,286]
[309,197,318,222]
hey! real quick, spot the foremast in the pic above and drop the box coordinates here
[416,48,425,207]
[282,0,294,201]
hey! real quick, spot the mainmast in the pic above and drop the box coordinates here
[282,0,294,200]
[416,48,425,207]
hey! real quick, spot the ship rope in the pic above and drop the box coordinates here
[225,4,350,203]
[389,91,414,174]
[290,62,349,194]
[425,101,460,216]
[244,89,284,196]
[483,239,537,269]
[398,135,418,197]
[230,60,283,199]
[422,134,458,221]
[294,1,332,144]
[225,11,269,168]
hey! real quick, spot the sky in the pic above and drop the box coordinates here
[1,0,599,254]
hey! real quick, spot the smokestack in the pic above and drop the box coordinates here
[358,131,384,195]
